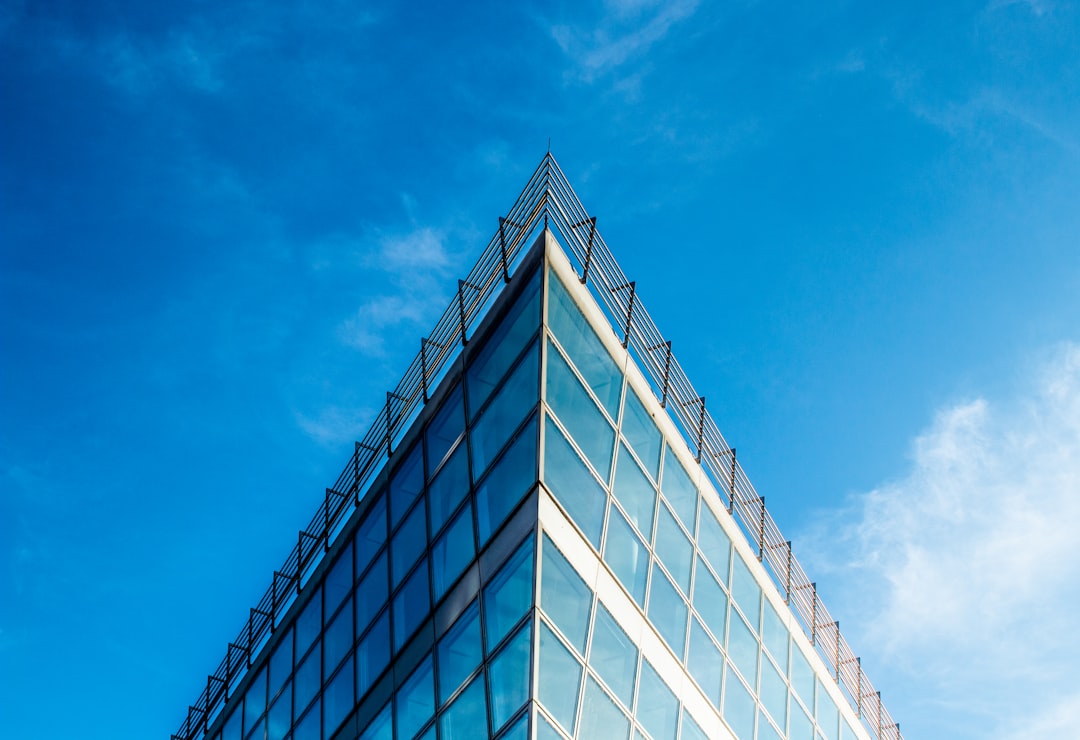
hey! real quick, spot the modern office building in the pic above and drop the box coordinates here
[172,155,901,740]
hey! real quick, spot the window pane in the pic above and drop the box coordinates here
[547,267,622,419]
[611,444,656,540]
[653,502,692,595]
[602,505,648,607]
[392,500,427,588]
[324,655,355,737]
[687,617,722,708]
[475,414,537,545]
[697,505,730,584]
[588,602,637,710]
[759,710,783,740]
[389,442,424,528]
[542,415,606,548]
[268,627,292,699]
[692,556,727,646]
[428,443,470,537]
[488,621,531,731]
[722,668,755,740]
[356,551,389,635]
[266,679,291,740]
[540,535,592,653]
[427,383,464,474]
[357,611,391,698]
[395,655,435,740]
[432,502,475,601]
[243,717,264,740]
[545,341,615,477]
[440,673,488,740]
[620,386,661,480]
[816,680,840,740]
[484,538,534,648]
[727,612,759,687]
[324,594,354,679]
[761,656,788,730]
[579,677,630,740]
[358,701,392,740]
[243,665,267,732]
[471,340,539,477]
[393,557,430,649]
[731,553,762,631]
[659,446,697,531]
[762,599,789,674]
[681,712,708,740]
[293,697,319,740]
[437,601,482,706]
[325,539,354,621]
[497,712,528,740]
[790,700,814,740]
[295,587,322,664]
[537,621,583,735]
[467,266,541,419]
[294,639,320,717]
[356,493,388,577]
[636,659,678,740]
[790,644,815,712]
[647,562,688,656]
[536,713,565,740]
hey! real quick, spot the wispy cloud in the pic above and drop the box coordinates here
[803,342,1080,736]
[551,0,699,82]
[295,404,375,447]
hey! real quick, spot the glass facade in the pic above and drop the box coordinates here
[197,234,871,740]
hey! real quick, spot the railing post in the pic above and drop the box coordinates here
[758,496,766,561]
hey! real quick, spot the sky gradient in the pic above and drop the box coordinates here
[2,1,1079,738]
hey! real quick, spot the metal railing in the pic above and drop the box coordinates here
[172,153,900,740]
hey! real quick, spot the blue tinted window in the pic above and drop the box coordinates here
[762,599,789,674]
[540,535,592,653]
[687,618,722,708]
[294,639,320,718]
[620,386,661,480]
[357,611,391,698]
[547,268,623,419]
[432,502,476,600]
[692,556,728,645]
[602,505,648,607]
[475,413,537,545]
[697,504,731,584]
[355,493,387,576]
[324,594,353,678]
[268,627,292,698]
[324,540,354,617]
[427,383,464,474]
[816,680,840,740]
[428,442,469,536]
[545,342,615,477]
[243,717,264,740]
[440,672,488,740]
[579,677,630,740]
[356,551,388,635]
[727,612,759,686]
[612,445,656,539]
[542,416,606,549]
[391,500,427,588]
[396,654,435,740]
[437,601,482,706]
[295,587,322,664]
[358,701,392,740]
[324,655,355,737]
[588,602,636,709]
[647,562,688,656]
[791,644,815,712]
[293,697,319,740]
[393,557,430,649]
[488,621,531,732]
[731,552,762,631]
[537,621,582,735]
[660,445,697,532]
[266,679,290,740]
[471,338,539,479]
[723,668,755,739]
[467,267,541,419]
[243,666,266,733]
[484,539,534,649]
[790,700,814,740]
[761,656,788,731]
[636,659,678,740]
[653,502,692,595]
[681,713,708,740]
[389,442,424,528]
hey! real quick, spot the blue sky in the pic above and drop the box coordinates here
[2,0,1079,738]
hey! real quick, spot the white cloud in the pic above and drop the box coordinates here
[551,0,699,82]
[295,405,375,447]
[805,342,1080,737]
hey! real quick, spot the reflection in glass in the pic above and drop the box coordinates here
[440,673,488,740]
[722,667,755,740]
[692,556,728,646]
[727,612,759,688]
[653,502,692,594]
[432,502,475,600]
[393,557,430,649]
[392,499,427,588]
[789,700,814,740]
[475,414,537,545]
[545,341,615,477]
[357,701,392,740]
[266,679,290,740]
[243,665,266,732]
[647,562,688,656]
[588,602,637,709]
[295,586,322,664]
[762,598,789,673]
[697,504,730,584]
[681,712,709,740]
[389,442,424,528]
[471,340,539,476]
[324,540,353,618]
[356,551,388,636]
[426,383,464,474]
[620,385,662,480]
[437,601,482,706]
[324,655,354,736]
[293,640,320,720]
[579,677,630,739]
[488,621,531,731]
[732,552,762,631]
[428,443,469,536]
[636,659,678,740]
[292,697,319,740]
[395,655,435,740]
[790,644,815,712]
[323,595,353,678]
[660,445,697,531]
[612,445,656,540]
[484,538,534,649]
[687,617,722,708]
[816,680,840,740]
[547,267,623,418]
[538,621,583,735]
[540,535,592,653]
[268,626,292,698]
[603,505,648,607]
[355,494,388,577]
[542,416,606,548]
[760,656,788,731]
